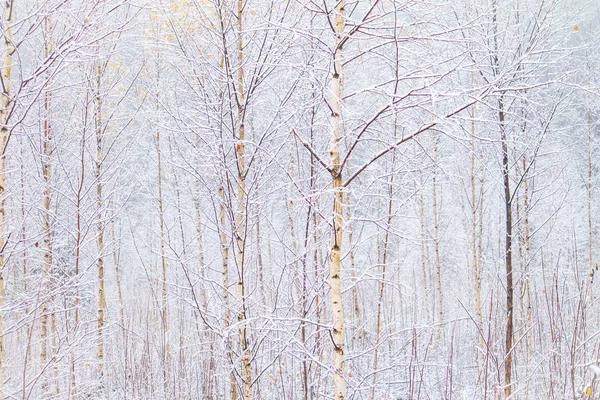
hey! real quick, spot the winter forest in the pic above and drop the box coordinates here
[1,0,599,399]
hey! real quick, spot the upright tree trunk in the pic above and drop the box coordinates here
[300,202,313,400]
[0,1,13,397]
[213,19,237,396]
[71,83,88,400]
[193,198,208,316]
[40,14,53,396]
[500,97,513,399]
[255,210,266,306]
[312,179,323,378]
[588,110,594,309]
[432,136,443,340]
[155,90,169,396]
[347,194,360,338]
[419,172,430,323]
[519,155,532,382]
[370,164,394,400]
[112,221,125,340]
[490,2,513,395]
[95,62,106,389]
[235,1,251,398]
[48,17,58,394]
[193,195,214,396]
[329,1,346,398]
[219,187,237,400]
[470,102,483,357]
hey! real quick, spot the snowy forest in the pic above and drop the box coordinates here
[0,0,598,398]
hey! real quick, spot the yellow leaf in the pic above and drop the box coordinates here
[574,25,579,31]
[586,386,592,396]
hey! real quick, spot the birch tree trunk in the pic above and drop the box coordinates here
[219,186,237,400]
[213,15,238,394]
[234,1,251,398]
[40,14,53,396]
[419,172,430,323]
[470,108,484,357]
[329,1,346,398]
[432,136,443,340]
[71,78,88,400]
[95,61,106,389]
